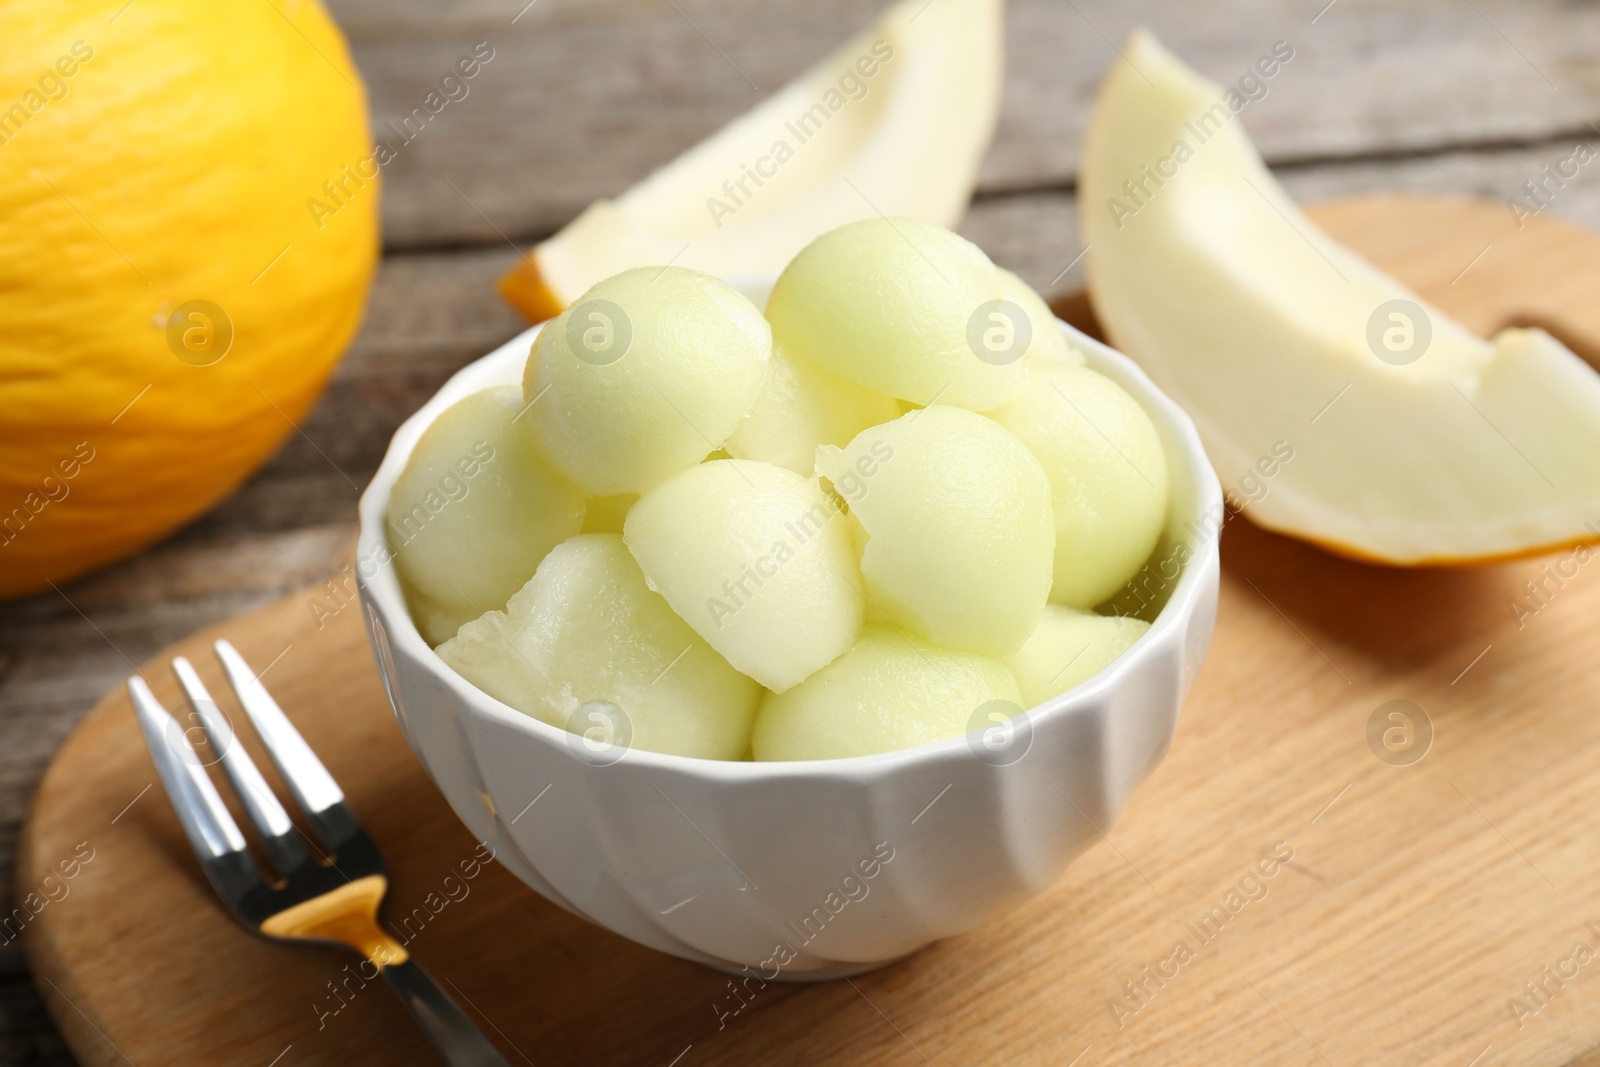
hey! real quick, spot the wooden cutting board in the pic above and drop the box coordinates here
[21,195,1600,1067]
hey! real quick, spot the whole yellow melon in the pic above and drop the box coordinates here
[0,0,378,596]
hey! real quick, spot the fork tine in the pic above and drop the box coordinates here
[171,656,310,875]
[128,676,248,860]
[213,640,353,844]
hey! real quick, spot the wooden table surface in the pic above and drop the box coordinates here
[3,0,1600,1060]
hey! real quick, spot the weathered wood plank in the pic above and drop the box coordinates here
[325,0,1600,245]
[994,0,1600,185]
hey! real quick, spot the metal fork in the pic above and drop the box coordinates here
[128,638,511,1066]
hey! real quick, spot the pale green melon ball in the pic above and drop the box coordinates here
[400,579,479,647]
[724,344,900,475]
[998,268,1080,366]
[1004,605,1151,708]
[525,266,771,495]
[751,623,1021,760]
[624,459,863,692]
[765,217,1024,411]
[388,386,585,626]
[437,534,760,760]
[989,362,1169,609]
[816,406,1054,657]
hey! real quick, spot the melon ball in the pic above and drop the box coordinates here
[524,266,771,495]
[724,344,900,475]
[816,406,1054,657]
[765,218,1024,411]
[751,624,1021,760]
[989,362,1169,609]
[624,459,863,692]
[387,386,585,627]
[998,268,1079,366]
[437,534,760,760]
[1004,605,1151,708]
[400,579,479,647]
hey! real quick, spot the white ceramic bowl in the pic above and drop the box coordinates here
[355,280,1222,979]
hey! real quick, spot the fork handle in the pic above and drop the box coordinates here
[381,960,514,1066]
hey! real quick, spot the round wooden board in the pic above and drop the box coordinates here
[21,196,1600,1066]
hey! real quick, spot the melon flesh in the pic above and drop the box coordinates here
[817,405,1054,656]
[437,534,760,760]
[525,267,770,496]
[752,623,1021,760]
[990,361,1169,608]
[1004,605,1150,708]
[500,0,1004,320]
[624,459,864,691]
[387,386,584,632]
[1081,31,1600,563]
[400,579,479,647]
[766,217,1022,410]
[998,268,1079,366]
[724,345,901,476]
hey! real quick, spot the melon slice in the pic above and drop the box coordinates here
[499,0,1004,322]
[1081,31,1600,564]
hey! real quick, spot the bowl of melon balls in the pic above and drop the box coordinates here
[356,217,1221,978]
